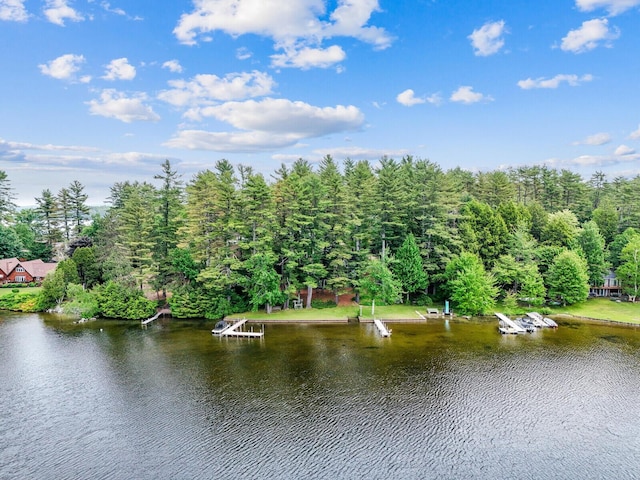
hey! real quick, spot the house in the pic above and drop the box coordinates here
[0,258,57,285]
[589,270,622,298]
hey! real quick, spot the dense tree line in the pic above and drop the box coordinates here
[2,158,640,319]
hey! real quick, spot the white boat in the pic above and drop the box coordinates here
[526,312,550,328]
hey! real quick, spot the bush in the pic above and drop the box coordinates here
[310,299,337,309]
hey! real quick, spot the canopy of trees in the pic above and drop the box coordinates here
[3,160,640,319]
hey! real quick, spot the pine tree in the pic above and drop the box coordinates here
[393,233,427,303]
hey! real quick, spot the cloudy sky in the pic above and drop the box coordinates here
[2,0,640,205]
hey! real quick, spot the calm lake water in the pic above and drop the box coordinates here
[1,313,639,479]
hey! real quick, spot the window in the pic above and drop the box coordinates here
[15,276,26,283]
[16,267,25,272]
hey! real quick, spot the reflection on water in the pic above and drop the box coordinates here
[0,313,639,479]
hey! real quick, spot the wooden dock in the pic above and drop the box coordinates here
[495,312,526,334]
[141,308,170,325]
[213,318,264,338]
[373,319,392,337]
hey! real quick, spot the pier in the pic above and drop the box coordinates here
[213,318,264,338]
[495,312,526,334]
[373,319,392,337]
[141,308,170,325]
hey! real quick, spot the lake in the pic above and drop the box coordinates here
[1,313,639,479]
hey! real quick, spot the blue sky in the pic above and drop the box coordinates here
[1,0,640,205]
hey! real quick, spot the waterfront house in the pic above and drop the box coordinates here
[0,258,57,285]
[589,270,622,298]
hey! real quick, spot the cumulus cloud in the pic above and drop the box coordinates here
[468,20,507,56]
[43,0,83,26]
[575,0,640,15]
[0,0,29,21]
[158,70,275,109]
[630,125,640,139]
[87,89,160,123]
[162,60,183,73]
[165,98,364,152]
[561,18,619,53]
[450,86,493,104]
[39,53,86,81]
[271,45,346,69]
[396,89,425,107]
[103,58,136,81]
[614,144,635,155]
[173,0,393,69]
[517,74,593,89]
[576,132,612,145]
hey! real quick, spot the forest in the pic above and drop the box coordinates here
[1,156,640,320]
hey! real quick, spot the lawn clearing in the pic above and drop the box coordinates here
[0,287,41,297]
[549,298,640,324]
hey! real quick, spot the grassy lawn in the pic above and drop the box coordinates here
[233,298,640,325]
[234,303,436,321]
[548,298,640,324]
[0,287,41,297]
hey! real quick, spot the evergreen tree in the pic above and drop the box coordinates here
[68,180,90,235]
[444,252,497,315]
[57,187,72,241]
[393,233,427,303]
[0,170,16,223]
[577,221,607,286]
[547,250,589,305]
[0,225,24,258]
[35,189,61,248]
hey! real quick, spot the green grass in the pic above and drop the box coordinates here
[548,298,640,324]
[232,298,640,325]
[0,287,41,297]
[233,303,436,321]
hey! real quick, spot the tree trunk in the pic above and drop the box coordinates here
[306,285,313,308]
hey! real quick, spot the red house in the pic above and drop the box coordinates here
[0,258,57,285]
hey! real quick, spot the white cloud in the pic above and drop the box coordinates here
[468,20,507,56]
[236,47,252,60]
[87,89,160,123]
[396,89,425,107]
[103,58,136,81]
[43,0,83,26]
[575,0,640,15]
[450,86,493,104]
[614,144,635,155]
[158,70,275,108]
[162,60,183,73]
[0,0,29,21]
[100,1,125,16]
[312,146,409,160]
[560,18,619,53]
[165,98,364,152]
[630,125,640,139]
[517,74,593,89]
[578,132,612,145]
[173,0,392,69]
[271,45,346,69]
[39,53,85,81]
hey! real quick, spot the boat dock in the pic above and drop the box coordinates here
[373,319,392,337]
[141,308,170,325]
[212,318,264,338]
[495,313,527,334]
[526,312,558,328]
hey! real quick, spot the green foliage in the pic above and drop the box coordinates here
[243,253,285,312]
[0,292,40,312]
[63,283,99,318]
[310,299,337,309]
[0,225,24,258]
[547,250,589,305]
[360,257,401,311]
[445,252,498,315]
[617,237,640,301]
[541,210,580,248]
[577,220,607,286]
[96,281,156,320]
[393,233,428,303]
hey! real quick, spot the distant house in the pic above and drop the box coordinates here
[589,270,622,298]
[0,258,57,285]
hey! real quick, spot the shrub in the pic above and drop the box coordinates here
[310,299,337,309]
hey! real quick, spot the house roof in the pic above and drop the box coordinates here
[0,258,20,275]
[0,258,57,278]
